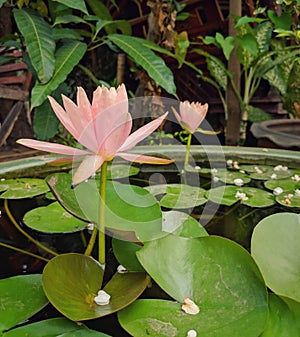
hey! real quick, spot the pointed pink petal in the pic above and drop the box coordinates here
[16,139,89,156]
[48,96,80,139]
[72,155,104,186]
[119,112,168,152]
[77,87,92,122]
[117,152,174,165]
[100,112,132,157]
[180,101,208,134]
[62,95,99,152]
[171,106,182,125]
[92,84,128,119]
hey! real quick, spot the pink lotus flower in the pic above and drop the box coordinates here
[173,101,208,134]
[17,84,172,185]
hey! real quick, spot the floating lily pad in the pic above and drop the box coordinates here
[275,191,300,208]
[23,202,88,233]
[0,274,48,332]
[146,184,207,209]
[46,173,162,242]
[0,178,49,199]
[264,178,300,192]
[239,165,294,180]
[2,317,112,337]
[42,253,150,321]
[119,235,268,337]
[206,185,275,207]
[260,294,300,337]
[213,169,251,185]
[162,211,208,237]
[251,213,300,302]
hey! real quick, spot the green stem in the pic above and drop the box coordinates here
[4,199,58,257]
[0,242,50,262]
[99,161,108,267]
[84,227,98,256]
[183,133,192,184]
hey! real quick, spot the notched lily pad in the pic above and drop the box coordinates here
[23,201,88,233]
[42,253,150,321]
[264,177,300,192]
[206,185,275,207]
[0,178,49,199]
[275,191,300,208]
[214,169,251,185]
[146,183,207,209]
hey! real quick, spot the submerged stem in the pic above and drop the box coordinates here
[4,199,58,257]
[99,161,108,267]
[0,242,50,262]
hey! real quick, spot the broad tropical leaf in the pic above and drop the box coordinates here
[13,8,55,83]
[31,40,87,109]
[107,34,177,97]
[53,0,88,14]
[255,21,272,53]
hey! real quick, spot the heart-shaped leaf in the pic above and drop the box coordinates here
[23,202,87,233]
[0,274,48,332]
[46,173,162,242]
[251,213,300,302]
[42,253,149,321]
[119,235,268,336]
[0,178,49,199]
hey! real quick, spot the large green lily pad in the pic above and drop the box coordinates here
[0,178,49,199]
[275,191,300,208]
[264,177,300,192]
[0,274,48,332]
[2,317,112,337]
[46,173,163,242]
[251,213,300,302]
[42,253,149,321]
[239,165,294,180]
[23,201,88,233]
[118,234,268,337]
[206,185,275,207]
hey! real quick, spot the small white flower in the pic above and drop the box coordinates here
[292,174,300,182]
[282,166,288,171]
[213,176,219,183]
[94,290,111,306]
[254,166,263,174]
[182,298,200,315]
[235,191,248,201]
[273,187,283,196]
[187,330,197,337]
[87,223,94,231]
[270,173,277,179]
[240,170,245,174]
[295,189,300,197]
[234,178,244,186]
[194,165,201,170]
[0,178,5,181]
[233,161,240,169]
[226,159,233,167]
[211,168,218,174]
[274,165,283,171]
[117,265,127,273]
[262,148,268,152]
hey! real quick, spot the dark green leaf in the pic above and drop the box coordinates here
[13,9,55,83]
[0,274,48,331]
[107,34,177,97]
[53,0,88,14]
[31,40,87,109]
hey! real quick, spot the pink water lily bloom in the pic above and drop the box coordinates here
[173,101,208,134]
[17,84,172,185]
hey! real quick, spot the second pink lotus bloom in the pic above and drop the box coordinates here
[173,101,208,134]
[17,84,173,185]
